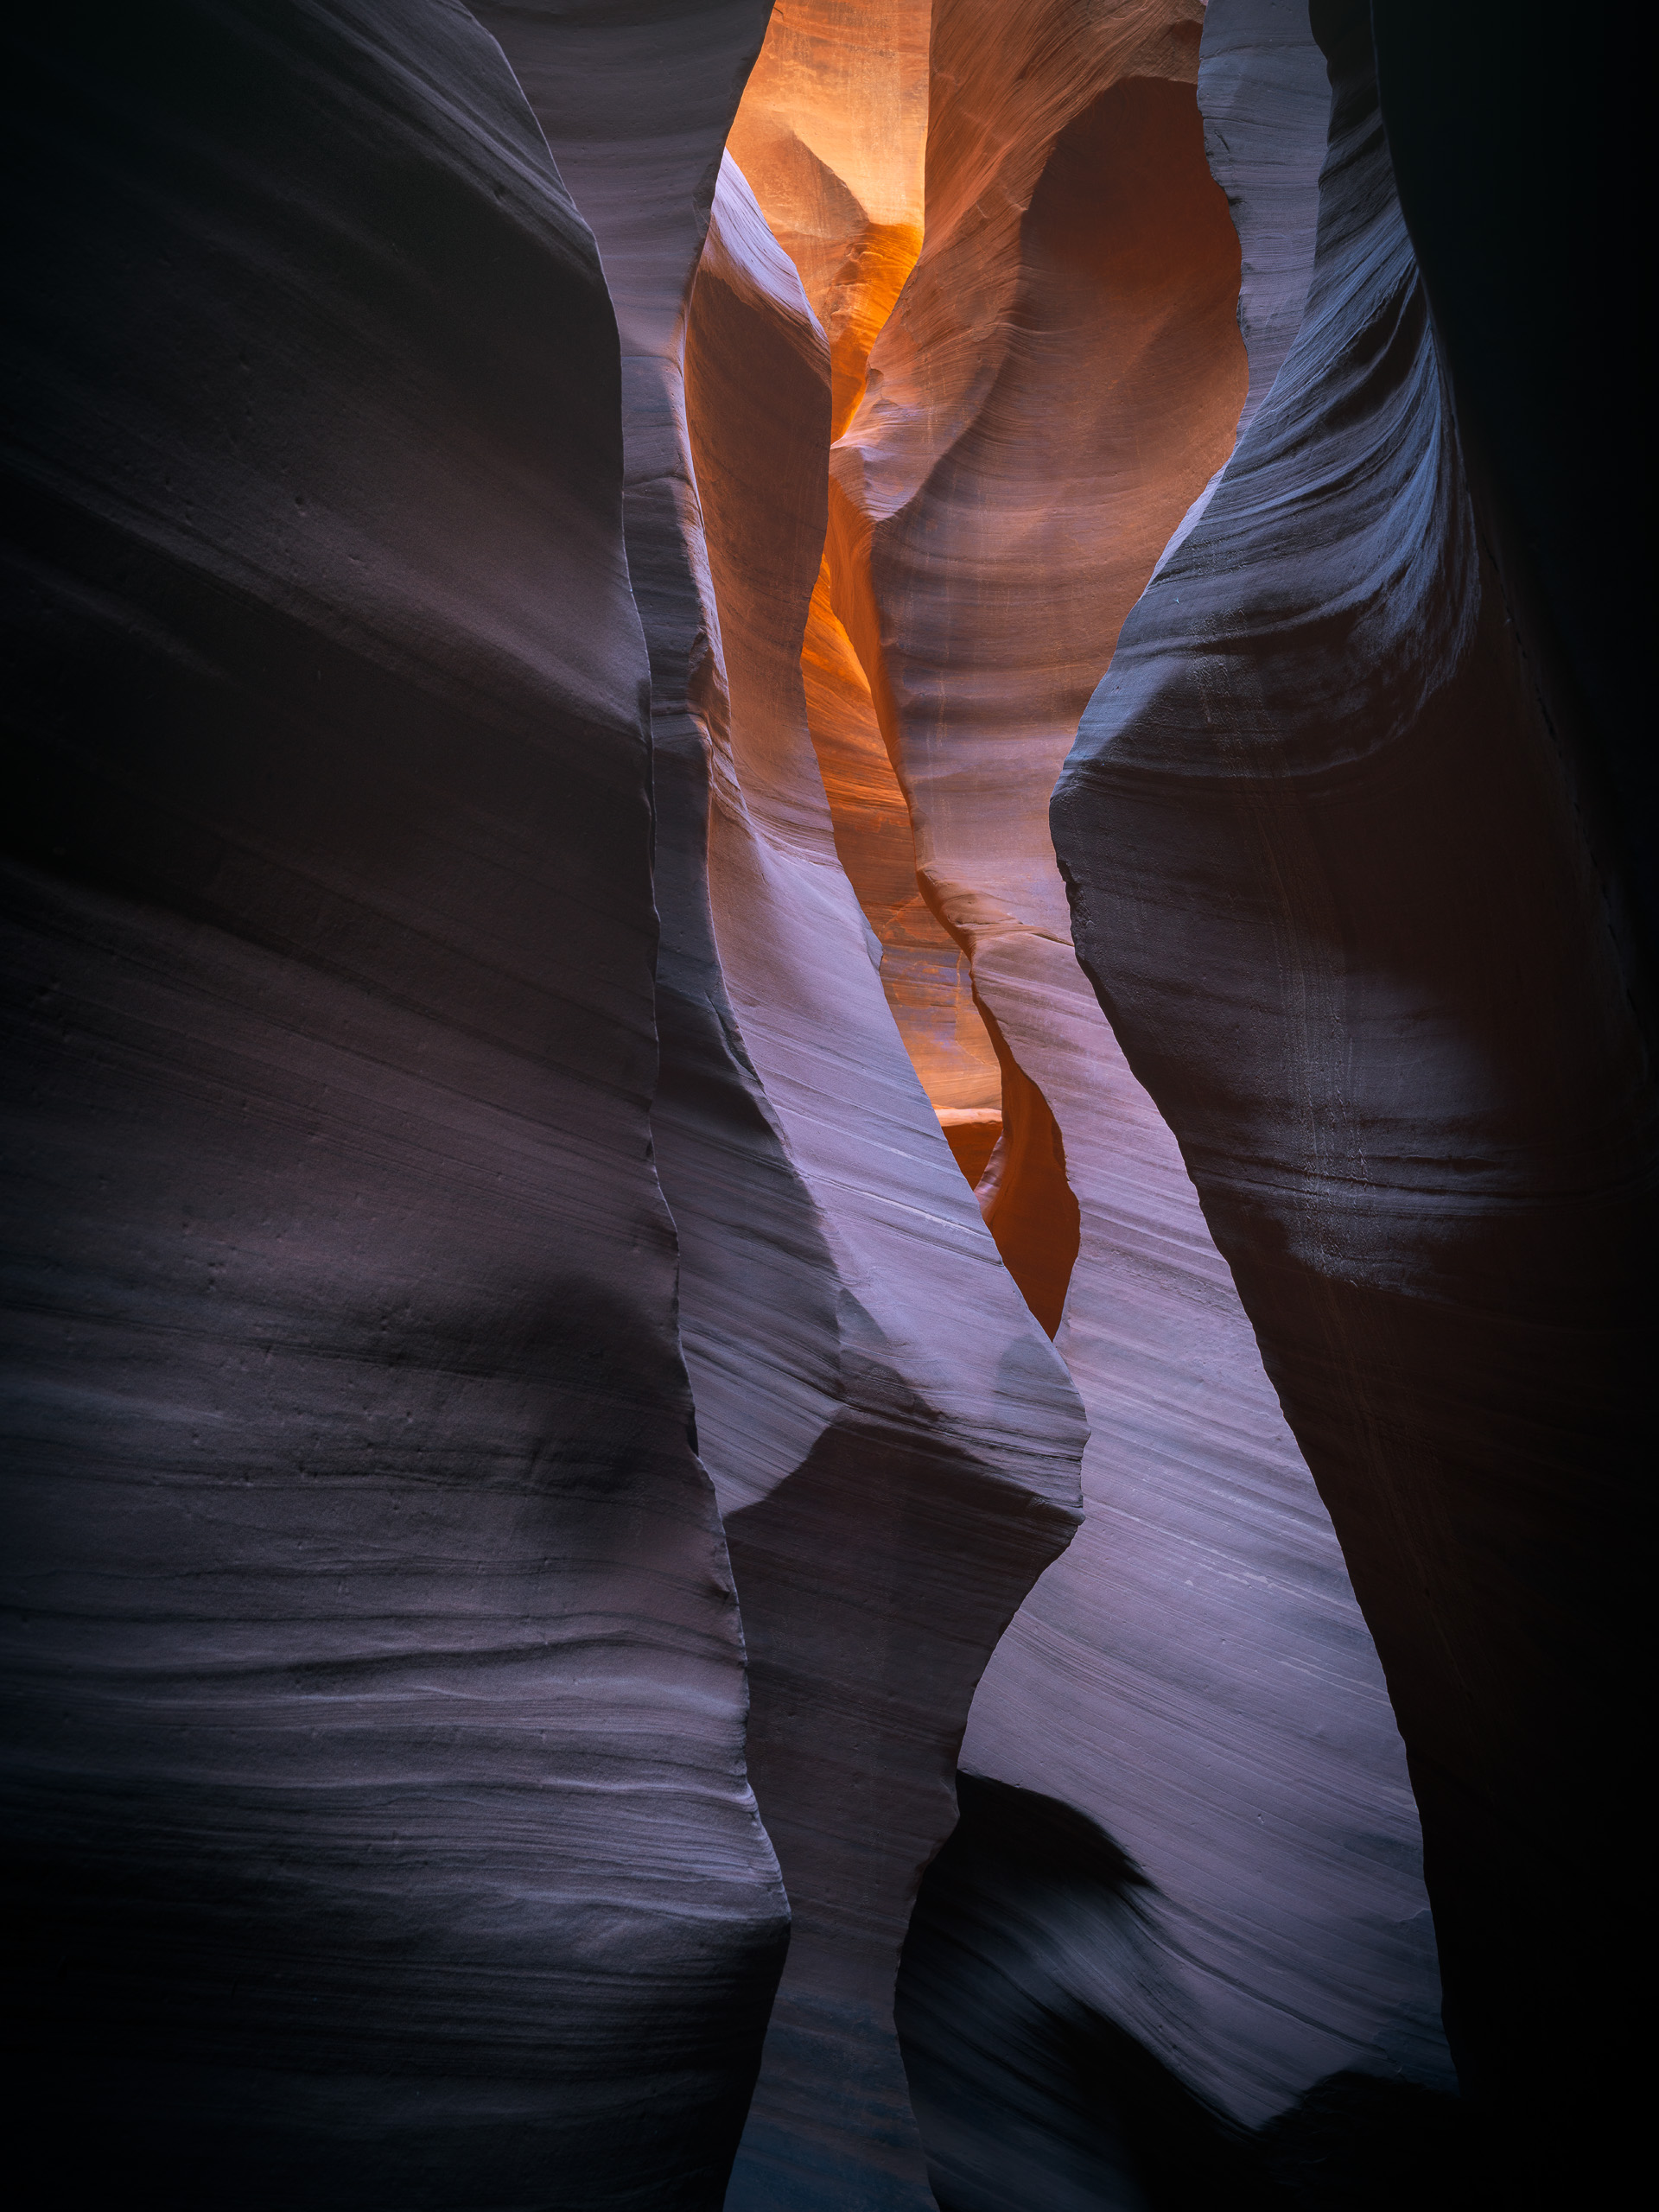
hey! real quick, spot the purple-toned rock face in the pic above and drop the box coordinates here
[3,3,1645,2206]
[2,6,784,2203]
[476,12,1087,2198]
[838,5,1452,2200]
[1055,0,1651,2194]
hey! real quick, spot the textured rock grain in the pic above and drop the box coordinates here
[1054,0,1653,2183]
[2,5,785,2204]
[8,0,1636,2198]
[783,1,1457,2194]
[482,8,1088,2204]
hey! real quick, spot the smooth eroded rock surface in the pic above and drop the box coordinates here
[3,5,785,2203]
[1054,0,1652,2188]
[482,8,1089,2204]
[782,0,1458,2195]
[7,1,1639,2200]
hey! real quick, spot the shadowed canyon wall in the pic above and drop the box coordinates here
[3,1,1645,2205]
[1055,0,1652,2196]
[3,5,786,2204]
[1371,1,1651,965]
[477,6,1086,2206]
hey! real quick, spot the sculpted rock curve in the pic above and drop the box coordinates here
[3,3,786,2203]
[767,1,1456,2195]
[481,6,1089,2202]
[1054,0,1652,2186]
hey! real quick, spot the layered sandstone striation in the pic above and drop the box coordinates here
[3,4,785,2205]
[481,6,1086,2206]
[729,3,1455,2197]
[4,0,1640,2202]
[729,2,1017,1273]
[687,162,1084,2206]
[1054,0,1653,2184]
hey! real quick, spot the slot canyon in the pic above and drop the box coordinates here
[2,3,1647,2208]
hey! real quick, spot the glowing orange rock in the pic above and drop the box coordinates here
[683,149,1083,2209]
[726,0,930,438]
[484,7,1089,2202]
[738,3,1456,2195]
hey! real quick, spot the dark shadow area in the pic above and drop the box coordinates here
[899,1773,1472,2212]
[1371,0,1654,969]
[1257,2070,1474,2210]
[721,1408,1076,2211]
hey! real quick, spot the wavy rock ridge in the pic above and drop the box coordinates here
[730,9,1456,2203]
[3,1,1645,2206]
[477,6,1085,2204]
[3,6,785,2202]
[1055,3,1651,2193]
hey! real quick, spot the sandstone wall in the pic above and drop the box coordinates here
[4,2,1640,2202]
[479,8,1087,2206]
[3,4,786,2203]
[760,6,1457,2198]
[1055,0,1652,2191]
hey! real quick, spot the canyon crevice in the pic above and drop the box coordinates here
[3,3,1646,2207]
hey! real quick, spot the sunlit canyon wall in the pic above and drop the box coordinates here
[3,3,1647,2209]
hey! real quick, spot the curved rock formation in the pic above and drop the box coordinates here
[480,6,1086,2205]
[5,0,1642,2201]
[899,1774,1474,2211]
[827,2,1241,1338]
[687,160,1084,2204]
[3,4,785,2204]
[1055,0,1652,2190]
[712,6,1452,2197]
[725,0,929,442]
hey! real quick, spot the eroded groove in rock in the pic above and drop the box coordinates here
[969,1001,1080,1342]
[1203,0,1331,430]
[7,0,1633,2198]
[762,0,1457,2187]
[686,151,1084,2212]
[2,5,785,2203]
[819,10,1255,1365]
[799,550,1002,1158]
[1150,0,1330,573]
[725,0,930,439]
[483,6,1090,2202]
[1053,0,1652,2186]
[728,0,1084,1345]
[734,0,1007,1197]
[899,1777,1472,2212]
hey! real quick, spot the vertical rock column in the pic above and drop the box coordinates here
[482,5,1088,2204]
[1054,0,1653,2184]
[774,0,1459,2196]
[685,164,1084,2207]
[2,4,785,2205]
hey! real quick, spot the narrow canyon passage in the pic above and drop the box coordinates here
[693,6,1453,2204]
[480,6,1091,2200]
[3,3,1644,2208]
[728,0,1082,1340]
